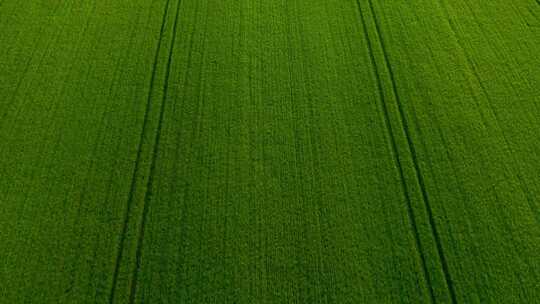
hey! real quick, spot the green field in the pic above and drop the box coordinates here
[1,0,539,303]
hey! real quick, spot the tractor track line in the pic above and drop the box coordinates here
[108,0,173,302]
[354,0,436,302]
[127,0,184,301]
[363,0,458,302]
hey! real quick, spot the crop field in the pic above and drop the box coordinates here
[1,0,539,303]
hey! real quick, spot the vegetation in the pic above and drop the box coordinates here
[1,0,538,302]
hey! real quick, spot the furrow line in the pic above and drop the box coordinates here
[108,0,173,302]
[127,0,184,302]
[363,0,458,302]
[354,0,436,302]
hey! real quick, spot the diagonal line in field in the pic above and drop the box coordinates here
[365,0,458,302]
[354,0,458,302]
[126,0,184,302]
[353,0,437,302]
[108,0,174,302]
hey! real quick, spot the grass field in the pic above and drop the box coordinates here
[1,0,539,303]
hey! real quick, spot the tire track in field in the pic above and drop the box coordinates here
[353,1,435,302]
[356,0,458,302]
[108,0,173,302]
[126,0,184,301]
[365,1,458,302]
[165,1,207,299]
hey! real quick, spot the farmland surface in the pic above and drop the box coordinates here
[1,0,539,303]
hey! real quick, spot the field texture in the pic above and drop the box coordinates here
[1,0,539,303]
